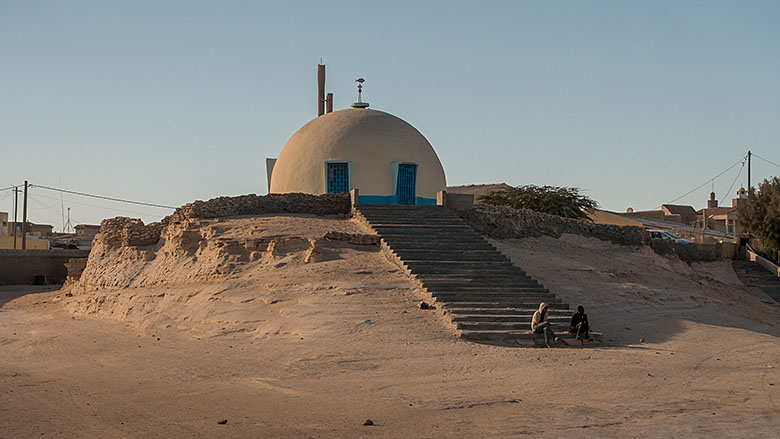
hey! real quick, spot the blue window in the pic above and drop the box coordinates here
[396,164,417,205]
[327,163,349,194]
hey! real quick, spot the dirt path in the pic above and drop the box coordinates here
[2,281,779,438]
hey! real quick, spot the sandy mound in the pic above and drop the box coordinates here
[3,224,780,437]
[63,214,426,336]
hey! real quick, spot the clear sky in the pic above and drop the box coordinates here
[2,1,779,229]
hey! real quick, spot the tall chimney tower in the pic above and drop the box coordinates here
[317,63,326,117]
[707,192,718,209]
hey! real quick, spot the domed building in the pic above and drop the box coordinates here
[266,65,446,205]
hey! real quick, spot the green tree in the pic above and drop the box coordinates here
[480,185,599,221]
[738,177,780,262]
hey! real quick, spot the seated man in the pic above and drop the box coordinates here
[569,306,590,341]
[531,302,559,348]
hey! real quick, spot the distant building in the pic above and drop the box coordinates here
[660,204,698,226]
[0,235,50,250]
[623,201,717,227]
[697,188,748,236]
[74,224,101,237]
[0,212,7,236]
[446,183,512,203]
[6,221,54,237]
[624,208,683,224]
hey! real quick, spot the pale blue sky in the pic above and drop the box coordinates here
[2,1,779,228]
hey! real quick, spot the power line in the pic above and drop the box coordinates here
[753,153,780,169]
[29,184,177,209]
[666,155,747,205]
[721,160,745,202]
[32,192,163,218]
[28,195,87,225]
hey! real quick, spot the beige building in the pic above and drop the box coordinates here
[697,188,748,237]
[7,221,54,237]
[269,108,446,205]
[74,224,101,237]
[0,235,49,250]
[267,65,446,205]
[446,183,512,203]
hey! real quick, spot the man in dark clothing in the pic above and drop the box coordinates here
[569,306,590,341]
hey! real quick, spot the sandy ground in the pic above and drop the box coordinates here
[2,219,780,438]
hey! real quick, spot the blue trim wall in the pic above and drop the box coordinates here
[358,195,436,205]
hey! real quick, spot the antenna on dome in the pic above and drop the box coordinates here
[351,77,369,109]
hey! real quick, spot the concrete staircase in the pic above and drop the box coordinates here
[732,260,780,303]
[355,205,575,344]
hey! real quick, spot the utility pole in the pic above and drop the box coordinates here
[12,186,18,249]
[22,180,28,250]
[747,150,752,193]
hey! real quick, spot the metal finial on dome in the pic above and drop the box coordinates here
[351,77,369,108]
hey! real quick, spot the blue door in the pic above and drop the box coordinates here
[327,163,349,193]
[396,164,417,205]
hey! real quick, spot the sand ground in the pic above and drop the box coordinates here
[2,223,779,438]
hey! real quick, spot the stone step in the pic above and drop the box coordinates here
[373,227,479,234]
[443,302,570,310]
[404,259,517,271]
[372,223,472,229]
[364,216,465,222]
[416,275,536,284]
[388,243,498,251]
[459,330,577,342]
[452,314,571,323]
[357,204,449,212]
[446,307,572,316]
[419,276,538,284]
[383,238,489,245]
[423,282,543,290]
[426,288,548,295]
[433,294,561,303]
[456,321,571,331]
[392,249,504,256]
[395,253,508,262]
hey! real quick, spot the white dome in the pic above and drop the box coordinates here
[269,108,446,204]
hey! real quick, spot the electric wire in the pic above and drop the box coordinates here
[28,195,86,225]
[666,155,746,205]
[29,184,177,209]
[721,160,745,203]
[753,153,780,169]
[32,192,164,219]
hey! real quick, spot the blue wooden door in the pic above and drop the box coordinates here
[327,163,349,193]
[396,164,417,205]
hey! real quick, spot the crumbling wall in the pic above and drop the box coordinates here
[166,193,351,225]
[458,204,649,246]
[95,193,352,250]
[651,240,724,263]
[96,217,164,247]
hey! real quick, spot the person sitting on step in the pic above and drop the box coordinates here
[569,305,590,342]
[531,302,559,348]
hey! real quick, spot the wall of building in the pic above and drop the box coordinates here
[0,236,49,250]
[0,212,7,236]
[0,249,90,285]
